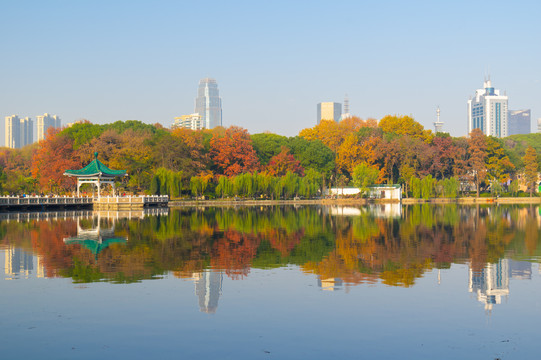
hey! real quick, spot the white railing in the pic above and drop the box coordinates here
[92,195,169,204]
[0,196,93,206]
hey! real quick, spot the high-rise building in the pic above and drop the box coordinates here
[194,78,222,129]
[5,115,21,148]
[538,118,541,133]
[317,102,342,124]
[36,113,61,142]
[507,109,531,135]
[172,113,204,131]
[4,115,33,148]
[467,78,508,138]
[20,117,33,147]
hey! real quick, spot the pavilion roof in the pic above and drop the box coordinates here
[64,152,127,178]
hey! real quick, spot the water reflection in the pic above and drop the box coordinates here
[1,205,540,313]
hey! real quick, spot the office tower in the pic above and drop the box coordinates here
[36,113,61,142]
[5,115,21,148]
[507,109,531,135]
[194,78,222,129]
[317,102,342,124]
[172,113,204,131]
[434,106,444,133]
[20,117,33,147]
[538,118,541,133]
[467,78,508,138]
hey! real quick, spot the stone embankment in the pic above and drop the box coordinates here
[170,197,540,207]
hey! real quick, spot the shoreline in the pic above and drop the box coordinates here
[169,197,541,207]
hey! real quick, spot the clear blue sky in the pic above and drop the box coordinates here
[1,0,540,144]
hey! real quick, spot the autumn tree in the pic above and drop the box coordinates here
[378,115,433,143]
[468,128,488,197]
[31,128,82,193]
[210,126,260,176]
[523,146,538,197]
[485,136,515,184]
[266,147,304,176]
[299,120,349,152]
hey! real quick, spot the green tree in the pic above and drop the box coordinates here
[352,162,379,196]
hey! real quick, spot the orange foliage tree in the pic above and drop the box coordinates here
[210,126,260,176]
[31,128,82,192]
[266,147,304,176]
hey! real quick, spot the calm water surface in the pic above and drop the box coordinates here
[1,204,540,359]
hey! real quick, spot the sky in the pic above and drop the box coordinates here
[1,0,540,145]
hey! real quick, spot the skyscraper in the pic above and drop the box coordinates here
[194,78,222,129]
[36,113,61,141]
[317,102,342,124]
[508,109,531,135]
[4,115,33,148]
[5,115,20,148]
[467,78,508,138]
[20,117,33,147]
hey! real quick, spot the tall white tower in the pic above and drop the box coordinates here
[434,106,444,133]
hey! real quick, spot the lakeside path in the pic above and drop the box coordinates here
[169,197,541,207]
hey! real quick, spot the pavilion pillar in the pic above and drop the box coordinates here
[77,180,80,197]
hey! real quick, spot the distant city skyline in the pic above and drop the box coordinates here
[4,113,61,148]
[1,1,540,144]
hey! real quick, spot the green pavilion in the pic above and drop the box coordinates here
[64,152,127,197]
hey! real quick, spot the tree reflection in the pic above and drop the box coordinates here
[0,205,539,288]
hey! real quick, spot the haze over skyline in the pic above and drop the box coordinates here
[1,0,540,145]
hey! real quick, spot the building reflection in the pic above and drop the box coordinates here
[326,204,401,218]
[469,259,509,311]
[193,270,223,313]
[4,246,45,280]
[468,259,532,311]
[317,276,343,291]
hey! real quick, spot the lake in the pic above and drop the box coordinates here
[1,204,540,359]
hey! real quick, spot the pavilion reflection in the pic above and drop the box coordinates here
[63,216,127,259]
